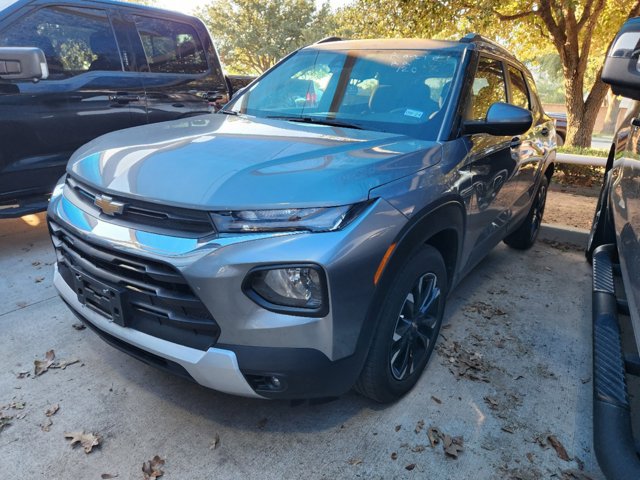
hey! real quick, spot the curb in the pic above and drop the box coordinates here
[539,223,589,247]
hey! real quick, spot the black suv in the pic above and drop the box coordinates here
[589,16,640,480]
[0,0,242,218]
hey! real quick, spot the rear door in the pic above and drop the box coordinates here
[505,64,552,219]
[0,3,146,203]
[127,12,227,121]
[459,55,519,272]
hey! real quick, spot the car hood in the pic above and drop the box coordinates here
[67,114,442,210]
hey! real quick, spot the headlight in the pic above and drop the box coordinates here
[210,202,369,233]
[243,264,328,316]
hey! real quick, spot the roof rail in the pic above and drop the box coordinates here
[314,36,343,44]
[459,33,504,50]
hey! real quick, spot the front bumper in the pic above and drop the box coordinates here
[48,183,407,398]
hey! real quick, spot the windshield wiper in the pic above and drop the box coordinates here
[267,115,363,130]
[219,109,238,115]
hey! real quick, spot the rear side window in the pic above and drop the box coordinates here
[468,57,507,121]
[507,65,530,110]
[133,16,207,74]
[0,6,121,77]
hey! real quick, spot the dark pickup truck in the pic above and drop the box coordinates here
[588,16,640,480]
[0,0,251,218]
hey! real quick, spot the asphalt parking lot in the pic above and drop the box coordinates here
[0,214,601,479]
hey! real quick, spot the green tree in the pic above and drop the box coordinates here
[335,0,640,147]
[197,0,336,74]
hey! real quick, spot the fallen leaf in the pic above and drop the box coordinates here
[34,277,44,283]
[548,435,570,461]
[561,470,596,480]
[53,359,80,370]
[427,427,442,448]
[394,425,401,432]
[10,401,25,410]
[34,350,56,376]
[32,261,41,266]
[484,396,499,409]
[64,431,101,453]
[431,396,442,404]
[347,458,363,466]
[101,474,118,479]
[0,412,13,431]
[501,425,515,434]
[45,404,60,417]
[414,419,425,434]
[405,464,416,471]
[209,433,220,450]
[390,452,398,460]
[41,418,53,432]
[442,435,464,458]
[72,323,86,331]
[411,445,426,453]
[16,371,30,379]
[142,455,165,479]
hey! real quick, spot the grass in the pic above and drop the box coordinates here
[557,146,609,158]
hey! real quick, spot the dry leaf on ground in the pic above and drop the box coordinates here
[427,427,442,448]
[64,431,101,453]
[463,301,507,319]
[41,418,53,432]
[347,458,363,466]
[394,424,401,432]
[390,452,398,460]
[484,396,499,409]
[548,435,570,461]
[209,434,220,450]
[431,396,442,404]
[414,419,425,434]
[34,350,56,376]
[45,404,60,417]
[405,464,416,471]
[437,341,491,382]
[443,434,464,458]
[142,455,165,479]
[101,474,118,479]
[411,445,426,453]
[561,470,596,480]
[0,412,12,431]
[72,323,86,331]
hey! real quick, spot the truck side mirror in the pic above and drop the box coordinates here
[0,47,48,81]
[602,18,640,101]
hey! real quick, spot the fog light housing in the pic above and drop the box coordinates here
[244,264,328,316]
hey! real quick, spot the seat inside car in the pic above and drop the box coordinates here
[368,78,439,118]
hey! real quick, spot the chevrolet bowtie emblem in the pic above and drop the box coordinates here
[94,194,125,216]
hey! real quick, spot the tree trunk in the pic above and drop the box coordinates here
[601,91,621,135]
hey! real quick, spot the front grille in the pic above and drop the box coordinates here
[50,220,220,351]
[65,176,215,238]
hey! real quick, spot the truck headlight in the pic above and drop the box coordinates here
[211,202,368,233]
[243,264,328,316]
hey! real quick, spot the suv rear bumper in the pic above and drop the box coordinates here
[592,244,640,479]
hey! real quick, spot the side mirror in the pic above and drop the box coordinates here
[0,47,48,81]
[602,18,640,101]
[463,102,533,136]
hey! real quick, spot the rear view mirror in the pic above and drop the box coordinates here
[602,18,640,101]
[463,102,533,136]
[0,47,48,81]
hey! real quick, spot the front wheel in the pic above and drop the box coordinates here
[504,176,548,250]
[355,245,447,403]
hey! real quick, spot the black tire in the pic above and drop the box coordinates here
[504,176,548,250]
[355,245,447,403]
[586,173,615,264]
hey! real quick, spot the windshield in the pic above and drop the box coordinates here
[228,48,461,140]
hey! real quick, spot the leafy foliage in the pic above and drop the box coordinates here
[197,0,336,74]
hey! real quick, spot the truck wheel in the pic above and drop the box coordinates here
[586,174,615,264]
[504,176,548,250]
[355,245,447,403]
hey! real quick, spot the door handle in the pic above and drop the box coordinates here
[510,137,522,149]
[109,93,141,104]
[540,127,550,136]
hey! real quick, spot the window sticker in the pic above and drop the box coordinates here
[404,109,424,119]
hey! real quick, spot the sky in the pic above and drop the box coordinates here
[156,0,351,14]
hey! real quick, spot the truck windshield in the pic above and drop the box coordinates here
[228,48,461,140]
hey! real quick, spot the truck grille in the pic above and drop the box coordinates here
[50,220,220,351]
[65,176,215,238]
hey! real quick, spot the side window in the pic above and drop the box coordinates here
[0,6,121,77]
[508,65,530,110]
[133,16,207,74]
[468,57,507,121]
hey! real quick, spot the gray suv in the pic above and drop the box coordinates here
[47,35,555,402]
